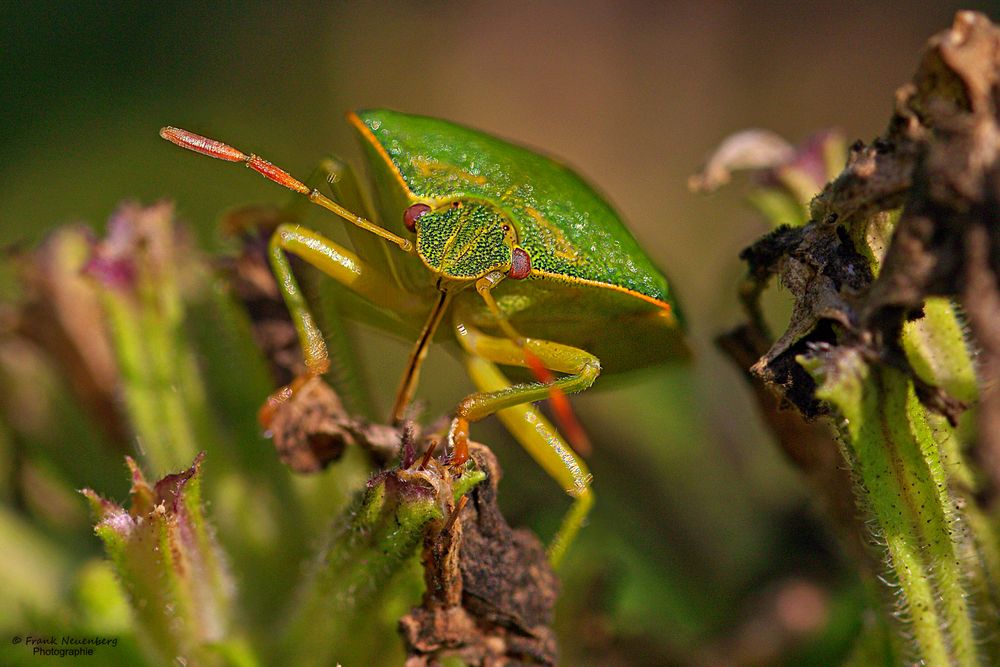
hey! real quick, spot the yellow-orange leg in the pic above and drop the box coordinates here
[468,272,594,456]
[451,318,599,565]
[449,310,601,462]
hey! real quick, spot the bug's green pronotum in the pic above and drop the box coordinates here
[160,110,688,564]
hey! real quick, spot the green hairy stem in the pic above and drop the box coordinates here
[804,353,981,665]
[278,467,484,666]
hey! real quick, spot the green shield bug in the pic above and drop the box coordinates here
[160,109,688,565]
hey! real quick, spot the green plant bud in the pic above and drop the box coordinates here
[82,453,245,667]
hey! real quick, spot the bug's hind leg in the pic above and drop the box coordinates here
[452,318,599,565]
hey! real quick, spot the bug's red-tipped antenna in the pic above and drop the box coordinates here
[160,127,251,164]
[159,126,413,253]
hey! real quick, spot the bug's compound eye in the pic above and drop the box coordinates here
[403,203,431,232]
[508,247,531,280]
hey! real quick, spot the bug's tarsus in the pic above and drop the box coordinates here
[257,371,324,431]
[448,417,471,467]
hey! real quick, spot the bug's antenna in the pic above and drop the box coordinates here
[159,127,413,253]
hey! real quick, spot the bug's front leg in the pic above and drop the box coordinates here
[259,225,414,426]
[451,318,599,565]
[449,312,601,463]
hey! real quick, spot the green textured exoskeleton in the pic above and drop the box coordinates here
[160,110,688,565]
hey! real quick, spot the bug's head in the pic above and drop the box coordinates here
[403,199,531,282]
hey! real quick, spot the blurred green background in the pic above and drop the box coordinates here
[2,2,996,664]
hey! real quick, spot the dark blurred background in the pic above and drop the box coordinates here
[2,2,996,664]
